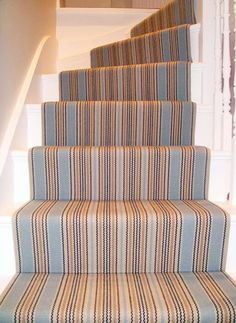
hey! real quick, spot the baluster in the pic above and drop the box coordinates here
[231,0,236,204]
[222,0,232,151]
[213,0,224,150]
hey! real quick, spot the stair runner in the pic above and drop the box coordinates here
[0,0,236,322]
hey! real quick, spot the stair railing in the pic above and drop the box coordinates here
[222,0,232,152]
[214,0,224,151]
[214,0,232,151]
[231,0,236,204]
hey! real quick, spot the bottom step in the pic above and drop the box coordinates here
[0,272,236,322]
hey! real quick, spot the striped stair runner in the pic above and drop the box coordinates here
[91,24,192,68]
[60,62,191,101]
[42,101,196,146]
[130,0,196,37]
[1,272,235,322]
[1,0,236,322]
[16,147,224,274]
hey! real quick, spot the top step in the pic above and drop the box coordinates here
[131,0,196,37]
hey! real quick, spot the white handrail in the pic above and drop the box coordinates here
[0,36,51,176]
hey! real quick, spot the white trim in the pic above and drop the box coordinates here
[0,36,51,177]
[11,150,28,160]
[0,275,15,296]
[216,202,236,218]
[231,0,236,204]
[211,150,232,160]
[0,215,13,225]
[229,274,236,282]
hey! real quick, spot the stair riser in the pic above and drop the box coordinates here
[10,149,231,205]
[26,105,42,148]
[0,222,15,276]
[42,101,196,146]
[60,62,191,101]
[33,64,204,106]
[26,102,210,148]
[41,74,59,102]
[15,200,228,273]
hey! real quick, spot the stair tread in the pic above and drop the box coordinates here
[131,0,196,37]
[94,23,192,46]
[1,272,235,322]
[91,24,192,68]
[15,199,228,274]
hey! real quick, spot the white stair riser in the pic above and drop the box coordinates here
[0,221,16,277]
[195,105,213,147]
[190,24,200,62]
[26,104,42,148]
[227,218,236,274]
[41,74,59,102]
[191,63,204,104]
[209,152,232,202]
[11,151,30,205]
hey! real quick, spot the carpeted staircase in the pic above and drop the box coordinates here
[1,0,236,322]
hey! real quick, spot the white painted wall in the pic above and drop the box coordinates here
[57,8,155,71]
[0,1,58,250]
[0,0,57,145]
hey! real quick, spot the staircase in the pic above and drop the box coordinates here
[1,0,236,321]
